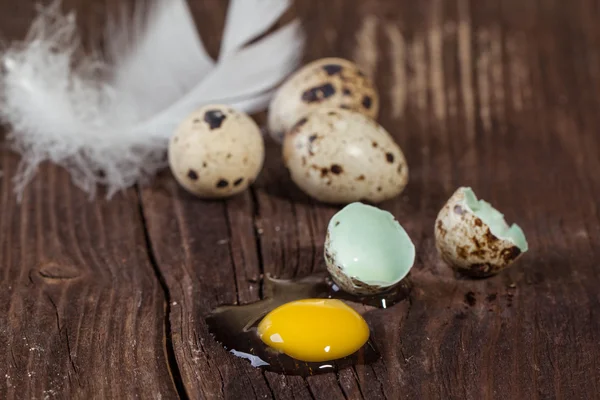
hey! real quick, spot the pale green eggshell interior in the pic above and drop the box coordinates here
[327,203,415,286]
[463,188,529,252]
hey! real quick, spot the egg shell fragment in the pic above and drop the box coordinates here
[325,203,416,295]
[282,108,409,204]
[434,187,528,278]
[268,57,379,143]
[257,299,370,362]
[168,105,264,199]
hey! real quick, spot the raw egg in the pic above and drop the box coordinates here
[257,299,369,362]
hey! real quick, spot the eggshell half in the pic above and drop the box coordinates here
[434,187,526,277]
[324,202,415,295]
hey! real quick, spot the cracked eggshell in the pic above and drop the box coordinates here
[324,203,415,295]
[268,57,379,143]
[168,105,264,198]
[434,187,529,278]
[282,108,408,204]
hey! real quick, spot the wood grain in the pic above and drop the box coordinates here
[0,150,178,399]
[2,0,600,399]
[0,1,179,399]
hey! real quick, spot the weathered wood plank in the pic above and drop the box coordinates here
[2,0,600,399]
[0,149,177,399]
[142,0,600,399]
[0,1,178,398]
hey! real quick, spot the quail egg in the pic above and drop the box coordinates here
[324,203,415,295]
[168,105,264,198]
[282,107,408,204]
[434,187,529,278]
[268,57,379,143]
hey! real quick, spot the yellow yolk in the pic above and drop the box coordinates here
[257,299,370,362]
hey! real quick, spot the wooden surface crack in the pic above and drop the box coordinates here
[250,186,266,300]
[263,375,277,400]
[45,293,62,333]
[64,329,82,388]
[9,349,17,370]
[136,187,190,400]
[223,203,241,305]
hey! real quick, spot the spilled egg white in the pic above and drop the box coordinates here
[168,105,264,199]
[283,108,409,204]
[434,187,529,278]
[268,57,379,143]
[324,203,416,295]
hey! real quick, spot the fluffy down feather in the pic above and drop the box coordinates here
[0,0,303,199]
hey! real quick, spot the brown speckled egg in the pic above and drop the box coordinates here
[268,57,379,143]
[282,108,408,204]
[168,105,264,198]
[434,187,529,278]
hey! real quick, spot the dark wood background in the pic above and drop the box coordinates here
[1,0,599,399]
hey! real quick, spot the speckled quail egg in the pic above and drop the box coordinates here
[268,57,379,143]
[168,105,264,198]
[282,107,408,204]
[324,203,415,295]
[435,187,529,278]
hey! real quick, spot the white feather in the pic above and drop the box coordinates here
[141,20,303,139]
[219,0,292,57]
[106,0,215,116]
[0,0,303,199]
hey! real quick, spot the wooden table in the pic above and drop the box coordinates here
[1,0,599,399]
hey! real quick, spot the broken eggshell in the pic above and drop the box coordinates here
[434,187,529,278]
[268,57,379,143]
[168,105,264,198]
[283,107,409,204]
[324,203,416,295]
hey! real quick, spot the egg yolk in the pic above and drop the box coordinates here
[257,299,370,362]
